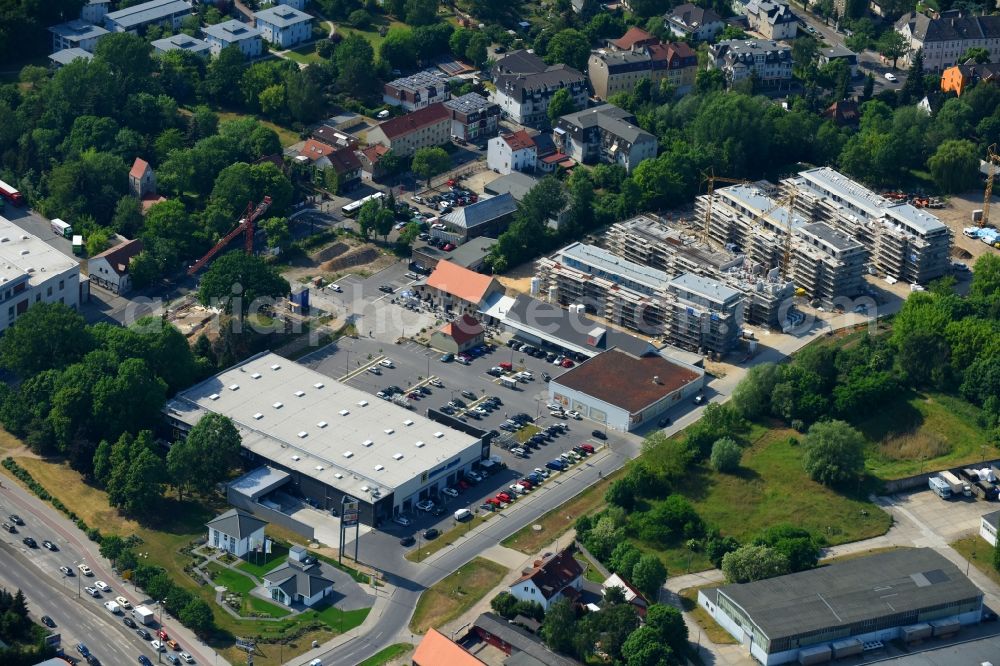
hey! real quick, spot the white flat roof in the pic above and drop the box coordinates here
[0,217,78,286]
[717,183,807,232]
[796,166,889,217]
[167,352,481,500]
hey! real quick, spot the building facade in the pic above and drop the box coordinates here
[941,62,1000,96]
[895,11,1000,71]
[202,19,263,57]
[490,51,588,129]
[205,508,267,557]
[745,0,798,40]
[553,104,657,173]
[366,103,450,157]
[88,238,143,295]
[666,3,725,41]
[709,39,793,88]
[487,131,537,175]
[444,93,500,142]
[49,19,109,53]
[104,0,192,33]
[508,548,584,610]
[383,71,450,112]
[254,4,314,48]
[81,0,112,25]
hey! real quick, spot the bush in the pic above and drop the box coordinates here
[722,544,791,583]
[710,437,742,473]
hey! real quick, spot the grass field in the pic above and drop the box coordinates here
[857,392,992,480]
[334,19,408,50]
[951,536,1000,587]
[236,545,289,577]
[282,42,324,65]
[215,111,301,148]
[409,558,508,633]
[501,469,622,555]
[358,643,411,666]
[574,552,605,583]
[405,513,496,562]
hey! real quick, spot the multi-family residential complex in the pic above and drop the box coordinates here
[588,28,698,99]
[366,103,451,157]
[665,3,725,42]
[536,242,745,353]
[81,0,112,25]
[745,0,798,40]
[941,62,1000,96]
[104,0,192,33]
[0,217,82,332]
[552,104,657,173]
[708,39,793,88]
[895,11,1000,71]
[696,183,868,305]
[444,93,500,143]
[782,167,952,284]
[49,19,108,53]
[203,19,263,58]
[253,4,314,48]
[383,71,450,112]
[151,33,211,56]
[490,51,588,129]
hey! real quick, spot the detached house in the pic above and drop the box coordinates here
[205,508,267,557]
[152,33,210,56]
[262,545,334,607]
[490,51,588,129]
[421,260,505,315]
[129,158,156,199]
[665,3,725,42]
[203,19,263,58]
[88,238,144,295]
[253,4,314,49]
[366,102,451,157]
[487,130,537,175]
[508,547,584,611]
[553,104,657,173]
[745,0,798,40]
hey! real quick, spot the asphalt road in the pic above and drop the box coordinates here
[796,12,907,93]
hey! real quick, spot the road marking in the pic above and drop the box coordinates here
[340,355,386,382]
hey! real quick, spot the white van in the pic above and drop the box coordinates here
[454,508,472,521]
[104,600,121,614]
[309,659,323,666]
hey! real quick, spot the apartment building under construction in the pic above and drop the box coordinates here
[781,167,951,285]
[535,242,743,354]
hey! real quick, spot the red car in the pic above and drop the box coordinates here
[158,630,169,641]
[519,479,534,490]
[499,362,513,371]
[496,492,512,503]
[407,392,420,400]
[447,179,457,187]
[485,497,501,506]
[443,243,456,251]
[580,443,595,454]
[561,358,575,368]
[458,480,470,490]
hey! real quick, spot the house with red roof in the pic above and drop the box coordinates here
[420,260,505,316]
[509,546,584,611]
[413,628,484,666]
[430,314,485,354]
[365,103,450,157]
[129,157,156,199]
[487,130,537,175]
[88,238,144,295]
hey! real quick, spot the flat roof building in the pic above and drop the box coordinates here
[698,548,983,665]
[152,33,210,56]
[253,4,314,49]
[550,348,704,431]
[48,19,109,53]
[166,352,488,525]
[203,19,263,58]
[104,0,192,33]
[383,71,450,112]
[49,48,95,67]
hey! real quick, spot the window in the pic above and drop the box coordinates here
[59,280,64,291]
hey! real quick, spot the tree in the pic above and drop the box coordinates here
[731,362,781,419]
[961,47,991,64]
[899,48,925,105]
[466,32,490,68]
[605,477,636,511]
[335,34,378,100]
[380,28,418,71]
[411,147,450,186]
[722,544,791,583]
[541,598,578,654]
[801,420,866,486]
[404,0,438,25]
[547,88,577,127]
[111,195,144,237]
[167,412,242,499]
[608,541,642,576]
[545,29,591,72]
[877,31,910,70]
[93,439,113,485]
[178,599,215,637]
[710,437,742,473]
[928,139,980,194]
[92,358,167,439]
[197,252,290,319]
[206,45,247,105]
[994,531,1000,572]
[357,199,381,240]
[755,524,820,572]
[398,222,420,246]
[262,217,290,250]
[645,604,688,655]
[0,303,92,375]
[621,626,672,666]
[630,554,667,601]
[862,73,875,101]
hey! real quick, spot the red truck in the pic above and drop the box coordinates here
[0,179,24,207]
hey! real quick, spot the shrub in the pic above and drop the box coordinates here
[710,437,742,473]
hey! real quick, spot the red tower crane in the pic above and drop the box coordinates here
[187,197,272,276]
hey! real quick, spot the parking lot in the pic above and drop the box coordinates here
[889,487,997,546]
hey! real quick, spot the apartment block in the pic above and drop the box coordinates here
[203,20,262,57]
[490,51,588,129]
[253,4,313,49]
[782,167,952,285]
[383,71,449,112]
[895,11,1000,72]
[553,104,657,173]
[444,93,500,143]
[104,0,192,33]
[49,19,109,53]
[366,103,451,157]
[588,33,697,99]
[709,39,792,88]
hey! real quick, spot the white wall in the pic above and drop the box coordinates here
[981,518,998,546]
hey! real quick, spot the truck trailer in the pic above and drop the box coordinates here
[0,179,24,206]
[939,470,972,497]
[132,605,155,626]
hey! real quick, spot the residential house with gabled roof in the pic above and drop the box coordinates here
[383,71,450,112]
[941,62,1000,96]
[129,158,156,199]
[665,3,725,42]
[602,573,649,615]
[487,130,537,175]
[490,51,588,129]
[421,259,505,315]
[709,39,793,88]
[206,508,267,557]
[430,314,485,353]
[746,0,798,40]
[262,545,334,606]
[895,11,1000,72]
[610,26,659,51]
[151,33,210,56]
[358,144,389,181]
[508,547,584,611]
[88,238,144,295]
[822,99,860,126]
[413,628,485,666]
[553,104,657,173]
[366,103,451,157]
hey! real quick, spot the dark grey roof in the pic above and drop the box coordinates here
[896,11,1000,42]
[712,548,983,644]
[983,509,1000,530]
[264,559,334,598]
[49,19,109,41]
[254,4,313,28]
[473,613,581,666]
[443,193,517,230]
[667,3,723,29]
[556,104,655,145]
[493,64,587,100]
[205,508,267,539]
[485,172,540,201]
[105,0,192,29]
[492,50,548,76]
[798,221,863,252]
[505,294,654,358]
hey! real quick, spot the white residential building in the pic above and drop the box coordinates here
[205,508,267,557]
[254,4,314,48]
[104,0,192,34]
[487,130,537,175]
[81,0,112,25]
[48,19,109,53]
[383,71,450,112]
[746,0,798,40]
[709,39,793,88]
[665,3,725,42]
[0,216,82,332]
[151,33,210,57]
[552,103,657,173]
[895,11,1000,72]
[203,19,263,58]
[88,239,144,295]
[508,548,584,611]
[490,51,588,129]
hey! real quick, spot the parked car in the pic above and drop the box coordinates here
[378,284,395,293]
[367,366,381,375]
[22,537,37,548]
[136,628,152,641]
[442,487,459,498]
[393,515,411,527]
[116,596,132,610]
[139,656,154,666]
[84,586,100,598]
[534,467,550,478]
[8,514,23,525]
[123,616,137,629]
[41,615,55,628]
[78,564,93,576]
[1,522,14,533]
[379,359,394,368]
[422,528,439,540]
[399,535,415,547]
[77,643,91,657]
[415,500,436,512]
[94,580,111,592]
[41,539,57,551]
[884,72,897,82]
[591,429,608,440]
[439,353,454,362]
[59,566,73,576]
[693,394,705,405]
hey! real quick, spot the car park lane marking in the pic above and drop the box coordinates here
[340,355,387,382]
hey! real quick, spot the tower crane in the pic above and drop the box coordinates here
[983,143,999,228]
[700,170,750,245]
[187,197,272,276]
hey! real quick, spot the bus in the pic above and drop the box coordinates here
[341,191,385,217]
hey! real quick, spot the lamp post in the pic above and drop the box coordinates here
[157,600,165,663]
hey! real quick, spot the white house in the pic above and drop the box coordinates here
[981,510,1000,546]
[487,130,537,175]
[151,33,211,57]
[205,508,267,558]
[253,4,314,49]
[508,547,583,611]
[88,238,143,295]
[665,4,725,42]
[262,545,335,607]
[745,0,798,40]
[48,19,109,53]
[203,19,263,58]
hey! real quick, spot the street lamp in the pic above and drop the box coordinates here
[157,600,165,663]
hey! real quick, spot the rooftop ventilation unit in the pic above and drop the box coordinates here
[317,421,328,428]
[363,439,374,447]
[334,473,343,479]
[314,382,324,389]
[209,393,220,400]
[434,432,444,438]
[339,409,349,416]
[415,441,425,448]
[361,485,369,492]
[343,451,354,458]
[357,400,368,407]
[253,413,263,420]
[315,465,324,471]
[295,390,305,397]
[273,402,283,409]
[298,431,308,438]
[251,372,261,379]
[403,420,413,426]
[393,453,404,460]
[291,455,300,461]
[374,465,384,471]
[384,428,394,435]
[271,364,281,370]
[229,384,239,391]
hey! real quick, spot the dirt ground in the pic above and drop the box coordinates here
[281,236,396,284]
[934,192,999,262]
[495,258,537,294]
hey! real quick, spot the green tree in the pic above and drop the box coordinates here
[167,412,242,499]
[0,303,92,375]
[540,598,578,654]
[630,554,667,601]
[380,28,418,71]
[731,362,781,419]
[862,72,874,101]
[755,524,820,572]
[928,139,980,194]
[802,420,866,486]
[404,0,438,25]
[262,217,291,250]
[197,252,290,319]
[93,439,113,485]
[722,544,791,583]
[466,32,490,68]
[356,198,381,240]
[335,34,378,100]
[621,626,672,666]
[547,88,576,126]
[411,147,450,186]
[111,195,144,237]
[898,48,925,104]
[710,437,742,473]
[608,541,642,576]
[877,31,910,69]
[92,357,167,438]
[398,222,420,246]
[544,29,591,72]
[178,599,215,637]
[206,45,247,105]
[961,47,991,64]
[645,604,688,655]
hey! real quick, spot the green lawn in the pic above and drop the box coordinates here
[282,42,324,64]
[574,553,605,583]
[358,643,411,666]
[856,392,994,480]
[333,19,408,50]
[245,596,292,618]
[515,425,540,443]
[236,544,289,577]
[951,536,1000,587]
[410,558,508,633]
[304,604,371,632]
[215,110,301,148]
[207,563,257,594]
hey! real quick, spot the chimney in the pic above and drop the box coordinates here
[652,375,661,384]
